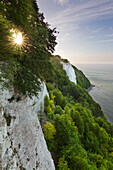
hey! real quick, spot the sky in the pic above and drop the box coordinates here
[37,0,113,64]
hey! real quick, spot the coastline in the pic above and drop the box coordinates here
[77,64,113,125]
[87,84,95,92]
[88,85,113,125]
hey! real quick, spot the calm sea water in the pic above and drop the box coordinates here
[75,64,113,124]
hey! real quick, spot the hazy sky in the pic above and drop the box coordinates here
[37,0,113,64]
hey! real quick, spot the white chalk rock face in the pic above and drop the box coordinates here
[0,106,17,170]
[0,81,49,114]
[28,81,49,114]
[0,82,55,170]
[0,84,14,108]
[60,61,77,84]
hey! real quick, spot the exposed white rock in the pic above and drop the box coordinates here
[0,105,18,170]
[0,81,49,114]
[60,61,77,84]
[0,82,55,170]
[0,84,14,108]
[29,81,49,114]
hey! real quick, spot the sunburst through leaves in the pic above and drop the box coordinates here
[9,29,27,52]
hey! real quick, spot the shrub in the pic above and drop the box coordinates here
[43,122,56,141]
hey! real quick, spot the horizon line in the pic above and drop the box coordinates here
[74,62,113,64]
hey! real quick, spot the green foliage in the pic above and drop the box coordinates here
[49,90,55,101]
[54,114,78,146]
[73,156,91,170]
[46,82,54,91]
[44,55,113,169]
[62,82,81,100]
[44,95,50,108]
[44,94,55,120]
[1,2,113,169]
[55,105,63,115]
[71,110,84,137]
[58,156,70,170]
[0,0,57,97]
[73,65,91,89]
[43,122,56,141]
[53,88,66,108]
[38,102,44,124]
[46,105,54,119]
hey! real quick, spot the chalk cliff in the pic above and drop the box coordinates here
[60,61,77,84]
[0,61,77,169]
[0,82,55,170]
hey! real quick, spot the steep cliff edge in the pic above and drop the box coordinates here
[72,65,91,89]
[1,55,113,170]
[60,61,77,84]
[0,56,79,170]
[28,82,49,113]
[0,82,55,170]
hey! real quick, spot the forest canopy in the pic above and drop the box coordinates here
[43,55,113,170]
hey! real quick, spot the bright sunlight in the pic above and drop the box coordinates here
[10,29,23,46]
[13,32,23,45]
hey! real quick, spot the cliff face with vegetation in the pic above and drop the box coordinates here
[0,54,90,169]
[1,1,113,170]
[0,54,113,170]
[44,55,113,170]
[0,84,55,170]
[73,65,91,89]
[0,0,57,168]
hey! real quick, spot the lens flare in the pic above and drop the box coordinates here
[14,32,23,45]
[9,29,29,52]
[10,29,23,46]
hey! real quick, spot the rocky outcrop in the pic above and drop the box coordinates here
[0,82,55,170]
[60,61,77,84]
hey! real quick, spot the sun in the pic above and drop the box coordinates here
[13,32,23,45]
[9,29,29,52]
[10,29,23,46]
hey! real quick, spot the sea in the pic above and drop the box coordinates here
[75,64,113,125]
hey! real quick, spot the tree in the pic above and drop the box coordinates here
[73,156,90,170]
[44,95,50,108]
[58,156,70,170]
[43,122,56,141]
[0,0,57,98]
[49,90,55,101]
[71,110,84,137]
[46,105,54,120]
[55,105,62,115]
[54,114,79,146]
[53,88,66,108]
